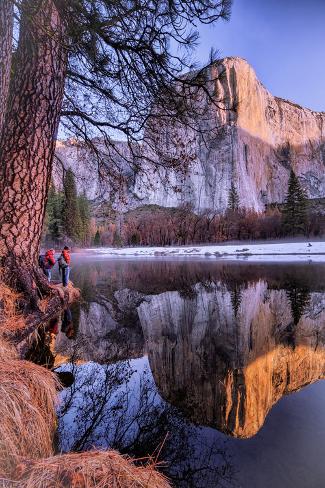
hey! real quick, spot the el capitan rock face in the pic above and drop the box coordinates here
[221,57,325,209]
[134,57,325,211]
[55,57,325,212]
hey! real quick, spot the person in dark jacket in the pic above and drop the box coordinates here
[58,246,71,287]
[39,249,56,282]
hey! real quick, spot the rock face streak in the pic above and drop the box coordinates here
[55,57,325,212]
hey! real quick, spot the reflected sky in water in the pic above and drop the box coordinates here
[48,257,325,487]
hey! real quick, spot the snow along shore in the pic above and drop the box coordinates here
[85,241,325,262]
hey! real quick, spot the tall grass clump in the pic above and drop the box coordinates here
[14,450,171,488]
[0,280,25,333]
[0,359,59,478]
[0,335,18,362]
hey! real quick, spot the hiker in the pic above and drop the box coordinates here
[39,249,56,282]
[58,246,71,287]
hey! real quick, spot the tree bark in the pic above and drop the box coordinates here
[0,0,67,299]
[0,0,13,136]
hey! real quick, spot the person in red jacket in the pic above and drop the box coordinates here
[39,249,56,282]
[58,246,71,287]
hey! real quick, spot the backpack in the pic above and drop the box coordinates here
[58,255,68,269]
[38,255,46,269]
[45,250,55,269]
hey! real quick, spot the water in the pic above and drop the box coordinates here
[49,256,325,487]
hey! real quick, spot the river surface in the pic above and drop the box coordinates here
[46,256,325,487]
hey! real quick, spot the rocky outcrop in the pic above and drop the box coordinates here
[138,282,325,438]
[55,57,325,213]
[134,57,325,211]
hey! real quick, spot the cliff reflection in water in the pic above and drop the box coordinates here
[54,259,325,441]
[140,279,325,438]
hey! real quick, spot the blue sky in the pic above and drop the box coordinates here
[195,0,325,111]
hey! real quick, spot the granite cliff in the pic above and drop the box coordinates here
[136,57,325,211]
[55,57,325,213]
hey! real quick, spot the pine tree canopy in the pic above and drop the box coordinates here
[282,170,309,235]
[63,169,82,240]
[94,230,101,246]
[44,175,92,246]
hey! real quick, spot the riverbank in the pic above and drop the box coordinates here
[0,281,170,487]
[86,239,325,262]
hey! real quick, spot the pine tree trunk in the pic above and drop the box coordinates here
[0,0,67,299]
[0,0,13,135]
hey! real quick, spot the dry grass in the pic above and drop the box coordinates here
[38,295,52,313]
[0,360,59,478]
[14,450,171,488]
[0,336,18,362]
[0,281,25,333]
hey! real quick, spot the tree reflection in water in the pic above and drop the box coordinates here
[277,280,312,348]
[286,284,311,326]
[57,358,237,488]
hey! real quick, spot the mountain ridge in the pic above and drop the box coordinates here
[54,57,325,214]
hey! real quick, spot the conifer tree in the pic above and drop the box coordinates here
[0,0,231,304]
[63,169,82,242]
[94,230,101,247]
[44,183,64,244]
[44,180,92,246]
[282,170,308,235]
[282,282,311,348]
[228,181,240,211]
[78,192,91,246]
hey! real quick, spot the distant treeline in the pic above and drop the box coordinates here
[118,205,324,247]
[116,171,324,246]
[44,169,324,248]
